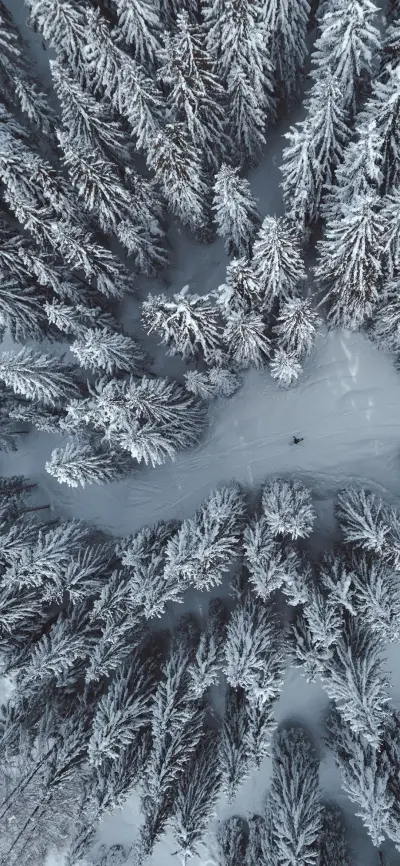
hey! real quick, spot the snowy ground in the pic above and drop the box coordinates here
[4,3,400,864]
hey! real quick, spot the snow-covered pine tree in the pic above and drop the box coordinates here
[170,733,222,865]
[205,0,275,165]
[114,0,162,68]
[381,189,400,278]
[223,310,271,369]
[380,710,400,850]
[314,194,384,329]
[25,0,88,74]
[349,550,400,642]
[0,0,55,135]
[50,59,131,164]
[158,12,227,171]
[322,118,383,220]
[117,520,185,620]
[268,725,322,866]
[213,164,260,257]
[44,298,116,338]
[336,487,390,554]
[59,136,168,274]
[137,629,204,861]
[142,287,222,363]
[269,346,303,388]
[45,439,132,488]
[164,484,246,591]
[290,606,328,683]
[311,0,380,117]
[371,281,400,350]
[260,0,311,103]
[319,803,351,866]
[65,375,206,467]
[246,814,267,866]
[184,367,241,401]
[0,272,50,343]
[281,71,349,232]
[327,706,392,848]
[219,686,250,802]
[146,123,210,236]
[81,6,165,151]
[0,347,80,407]
[244,516,302,600]
[273,297,321,359]
[261,478,316,540]
[224,593,285,703]
[321,618,390,747]
[216,815,247,866]
[188,598,227,698]
[252,216,306,312]
[214,258,262,316]
[361,66,400,194]
[70,328,148,376]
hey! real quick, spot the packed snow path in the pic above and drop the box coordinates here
[4,327,400,541]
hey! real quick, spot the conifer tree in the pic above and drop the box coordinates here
[65,375,206,467]
[0,274,49,343]
[372,282,400,351]
[268,725,322,866]
[362,66,400,194]
[244,517,302,600]
[324,118,383,220]
[165,484,246,591]
[170,734,222,865]
[252,216,306,311]
[114,0,162,68]
[44,298,116,338]
[216,815,247,866]
[158,12,227,170]
[336,487,390,554]
[224,593,285,702]
[322,619,390,747]
[262,478,316,540]
[70,328,148,376]
[214,258,262,316]
[226,64,269,166]
[281,71,349,231]
[117,520,185,620]
[188,598,227,698]
[273,297,321,359]
[319,803,351,866]
[213,164,260,257]
[382,189,400,277]
[0,348,80,407]
[315,194,384,329]
[270,346,304,387]
[146,124,210,236]
[312,0,380,116]
[350,550,400,642]
[25,0,88,73]
[142,287,222,363]
[184,367,241,401]
[223,310,271,369]
[45,439,132,488]
[260,0,311,103]
[219,686,250,802]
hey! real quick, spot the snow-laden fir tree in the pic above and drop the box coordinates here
[188,598,227,698]
[268,725,322,866]
[244,516,302,600]
[213,164,260,257]
[246,814,267,866]
[142,287,222,363]
[137,628,204,861]
[45,438,132,488]
[216,815,247,866]
[157,11,227,170]
[281,71,349,232]
[224,593,285,702]
[0,271,50,343]
[262,478,316,540]
[269,346,303,388]
[252,216,306,311]
[323,118,383,220]
[372,281,400,350]
[215,257,262,317]
[319,803,351,866]
[311,0,380,117]
[146,123,210,236]
[184,367,241,401]
[223,310,271,369]
[381,190,400,277]
[114,0,162,68]
[44,298,117,339]
[170,733,222,865]
[336,487,390,554]
[260,0,311,103]
[116,520,185,620]
[349,550,400,642]
[0,0,55,135]
[164,484,246,591]
[321,618,390,747]
[328,706,393,848]
[273,297,321,359]
[315,194,384,329]
[380,710,400,850]
[70,328,148,376]
[65,375,206,467]
[0,348,80,407]
[219,686,250,802]
[25,0,88,74]
[50,59,131,164]
[361,66,400,194]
